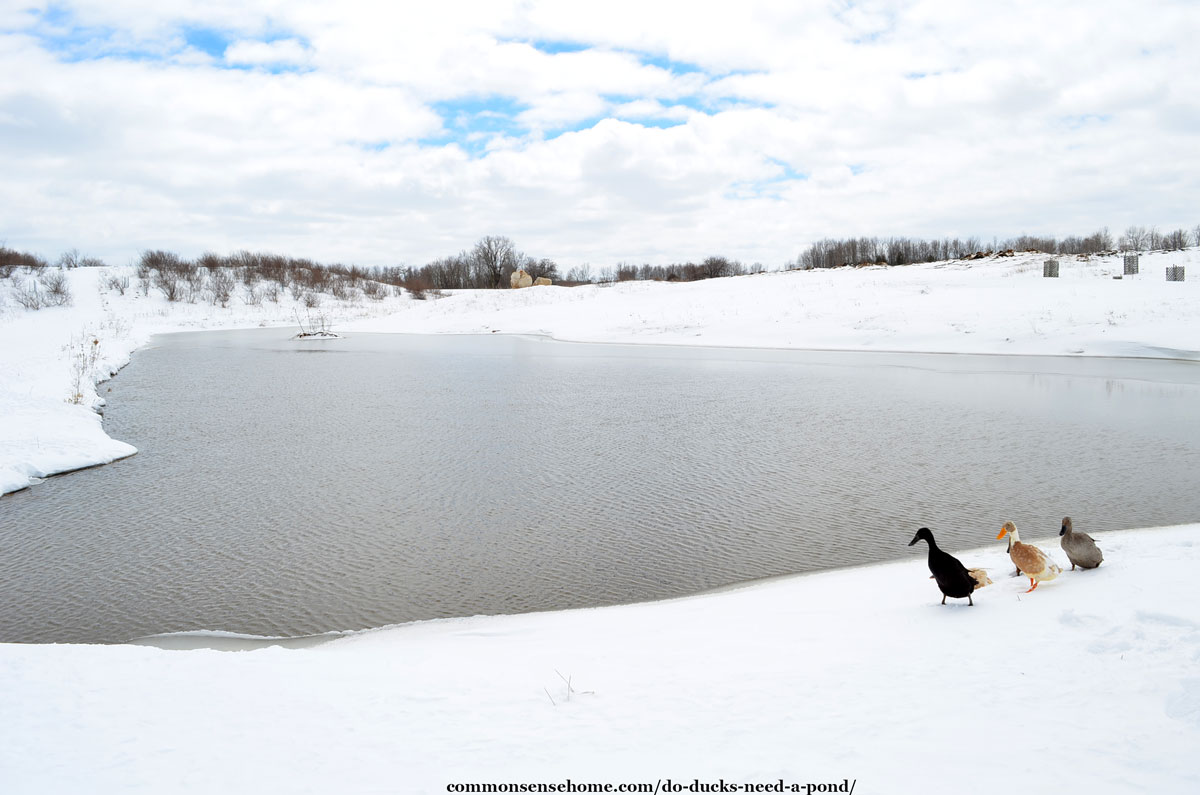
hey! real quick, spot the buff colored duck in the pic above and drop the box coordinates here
[909,527,992,605]
[1060,516,1103,570]
[997,521,1061,593]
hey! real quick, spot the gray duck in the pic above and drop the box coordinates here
[1060,516,1103,570]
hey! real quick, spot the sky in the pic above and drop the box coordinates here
[1,1,1197,269]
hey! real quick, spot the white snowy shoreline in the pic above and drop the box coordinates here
[2,250,1200,793]
[2,524,1198,793]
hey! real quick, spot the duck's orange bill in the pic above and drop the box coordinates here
[995,529,1007,539]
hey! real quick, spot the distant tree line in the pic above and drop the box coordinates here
[372,237,763,289]
[795,225,1198,270]
[374,235,559,292]
[4,220,1198,304]
[604,256,764,283]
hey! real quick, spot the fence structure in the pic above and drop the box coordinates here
[1043,259,1059,278]
[1123,255,1139,275]
[1166,266,1185,282]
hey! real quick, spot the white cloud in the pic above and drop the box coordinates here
[0,0,1197,267]
[224,38,311,67]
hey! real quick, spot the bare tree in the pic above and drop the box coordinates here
[1149,226,1166,250]
[697,256,729,279]
[56,249,81,269]
[524,257,559,282]
[470,235,517,288]
[1163,228,1189,250]
[565,264,593,283]
[1119,226,1148,252]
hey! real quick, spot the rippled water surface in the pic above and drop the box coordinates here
[4,330,1200,643]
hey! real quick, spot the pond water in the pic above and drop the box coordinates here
[3,330,1200,643]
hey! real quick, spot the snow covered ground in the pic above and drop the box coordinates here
[347,248,1200,359]
[2,249,1200,793]
[2,525,1198,793]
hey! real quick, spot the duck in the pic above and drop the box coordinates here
[996,521,1061,593]
[909,527,992,605]
[1060,516,1103,570]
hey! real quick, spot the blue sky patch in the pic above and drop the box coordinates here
[638,52,705,76]
[25,7,307,70]
[766,159,809,182]
[525,39,589,55]
[625,117,688,130]
[424,96,533,156]
[434,96,530,134]
[25,4,116,60]
[182,27,230,58]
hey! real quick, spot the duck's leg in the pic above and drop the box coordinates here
[1025,578,1039,593]
[968,594,974,606]
[941,594,947,605]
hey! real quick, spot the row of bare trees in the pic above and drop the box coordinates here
[797,231,1116,270]
[132,249,412,307]
[796,225,1198,269]
[5,220,1199,303]
[382,235,559,291]
[1118,225,1195,252]
[606,256,761,283]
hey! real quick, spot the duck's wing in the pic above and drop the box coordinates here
[1011,542,1049,576]
[1071,535,1104,566]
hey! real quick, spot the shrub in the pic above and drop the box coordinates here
[12,277,42,309]
[242,283,262,306]
[155,272,183,302]
[205,268,235,307]
[362,280,387,301]
[103,272,130,295]
[39,268,72,306]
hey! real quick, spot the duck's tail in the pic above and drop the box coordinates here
[968,568,993,590]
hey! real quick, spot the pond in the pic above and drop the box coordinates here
[3,330,1200,643]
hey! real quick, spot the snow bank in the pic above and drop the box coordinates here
[2,524,1197,793]
[346,249,1200,359]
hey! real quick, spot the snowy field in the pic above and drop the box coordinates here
[2,249,1200,793]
